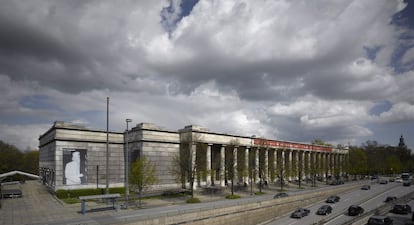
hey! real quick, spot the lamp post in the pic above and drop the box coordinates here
[250,135,256,196]
[106,97,109,194]
[125,118,132,208]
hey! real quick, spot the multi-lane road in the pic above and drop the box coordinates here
[265,181,414,225]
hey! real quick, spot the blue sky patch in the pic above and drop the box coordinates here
[19,95,59,111]
[161,0,199,35]
[390,0,414,73]
[369,100,392,116]
[363,46,382,61]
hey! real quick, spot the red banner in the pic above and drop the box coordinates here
[253,139,332,152]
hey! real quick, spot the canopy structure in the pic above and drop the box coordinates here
[0,171,39,182]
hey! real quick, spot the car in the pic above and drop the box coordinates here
[367,215,393,225]
[316,205,332,215]
[379,180,388,184]
[395,177,403,183]
[273,192,288,199]
[348,205,364,216]
[385,196,397,202]
[326,195,340,203]
[291,208,310,218]
[330,180,344,185]
[391,204,412,214]
[403,181,411,186]
[389,178,395,182]
[361,185,371,190]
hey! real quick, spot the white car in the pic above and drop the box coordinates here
[395,177,403,183]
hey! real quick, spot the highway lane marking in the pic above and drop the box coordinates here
[324,214,344,225]
[286,220,298,225]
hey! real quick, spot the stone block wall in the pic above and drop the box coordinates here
[39,121,124,191]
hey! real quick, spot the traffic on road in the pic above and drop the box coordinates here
[265,179,414,225]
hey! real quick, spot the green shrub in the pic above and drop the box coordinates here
[226,194,241,199]
[255,191,265,195]
[55,187,125,199]
[186,197,201,203]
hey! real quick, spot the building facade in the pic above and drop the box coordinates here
[39,121,348,191]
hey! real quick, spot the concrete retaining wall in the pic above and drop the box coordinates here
[121,184,359,225]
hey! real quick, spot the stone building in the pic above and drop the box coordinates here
[39,121,348,192]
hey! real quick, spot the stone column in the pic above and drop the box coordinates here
[273,149,277,182]
[304,151,308,179]
[317,152,321,178]
[245,147,249,184]
[295,150,299,180]
[264,148,268,182]
[281,150,285,180]
[206,144,212,186]
[255,148,259,182]
[328,153,333,176]
[220,145,226,187]
[288,150,293,181]
[299,151,306,180]
[233,146,238,184]
[321,153,325,179]
[191,143,197,190]
[338,154,343,176]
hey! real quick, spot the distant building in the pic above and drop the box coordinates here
[39,121,348,192]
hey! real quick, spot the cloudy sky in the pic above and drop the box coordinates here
[1,0,414,151]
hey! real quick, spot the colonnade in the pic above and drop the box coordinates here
[190,143,348,188]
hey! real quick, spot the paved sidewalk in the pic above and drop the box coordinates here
[1,181,77,225]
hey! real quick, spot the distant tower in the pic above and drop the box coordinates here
[398,134,407,149]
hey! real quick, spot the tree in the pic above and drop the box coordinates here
[226,139,240,196]
[195,142,207,187]
[312,139,332,146]
[275,149,285,191]
[385,155,401,175]
[0,140,23,174]
[130,156,159,208]
[348,147,368,179]
[22,150,39,175]
[170,132,204,198]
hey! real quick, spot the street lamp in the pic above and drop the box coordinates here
[250,135,256,196]
[125,118,132,208]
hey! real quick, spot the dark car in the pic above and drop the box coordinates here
[361,185,371,190]
[391,204,412,214]
[317,205,333,215]
[291,208,310,218]
[403,181,411,186]
[348,205,364,216]
[330,180,344,185]
[367,215,393,225]
[385,196,397,202]
[274,192,288,199]
[379,180,388,184]
[326,195,340,203]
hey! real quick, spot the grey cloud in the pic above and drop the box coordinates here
[0,0,155,94]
